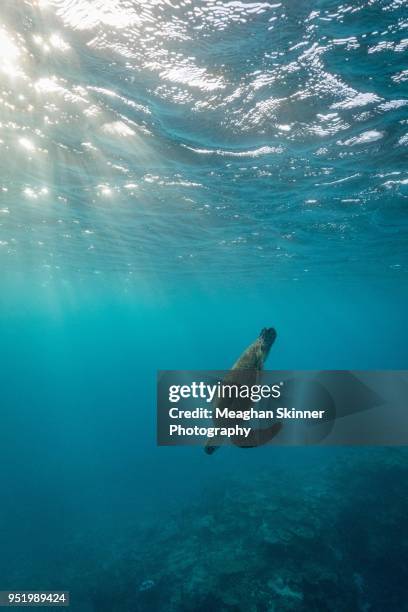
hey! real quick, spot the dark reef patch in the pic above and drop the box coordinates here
[65,449,408,611]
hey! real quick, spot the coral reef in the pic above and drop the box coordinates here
[79,449,408,611]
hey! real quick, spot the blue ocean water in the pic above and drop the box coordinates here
[0,0,407,610]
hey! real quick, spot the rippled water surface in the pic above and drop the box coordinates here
[0,0,407,281]
[1,4,408,610]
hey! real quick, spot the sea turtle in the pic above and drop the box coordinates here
[205,327,282,454]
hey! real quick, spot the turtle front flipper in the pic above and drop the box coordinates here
[204,433,225,455]
[231,422,283,449]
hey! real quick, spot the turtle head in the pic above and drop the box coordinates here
[259,327,277,352]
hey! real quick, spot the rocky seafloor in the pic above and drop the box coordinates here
[75,449,408,612]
